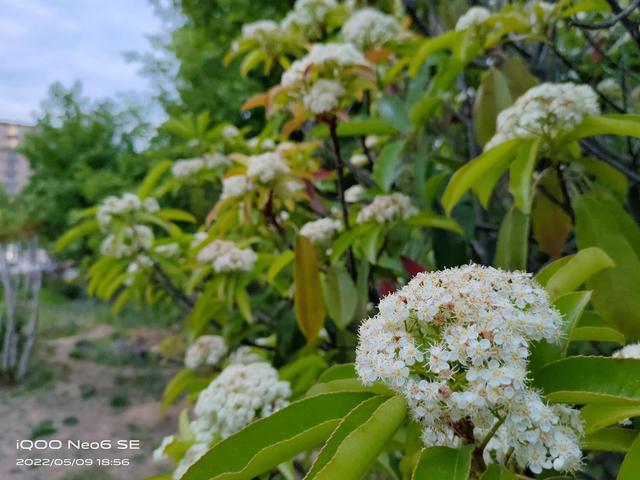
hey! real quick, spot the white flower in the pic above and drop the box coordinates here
[350,153,368,167]
[344,184,364,203]
[355,265,582,473]
[281,43,370,86]
[96,193,160,227]
[100,225,154,258]
[455,6,491,31]
[221,124,240,139]
[597,78,622,99]
[303,79,345,114]
[300,217,342,245]
[171,154,230,179]
[241,19,279,41]
[197,239,257,273]
[485,82,600,150]
[185,335,228,369]
[221,175,253,200]
[281,0,338,40]
[191,362,291,442]
[356,193,417,224]
[152,435,174,462]
[173,443,208,480]
[342,8,401,49]
[228,346,264,365]
[613,343,640,359]
[247,152,290,184]
[155,243,180,257]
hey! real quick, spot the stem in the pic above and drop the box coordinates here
[604,0,640,51]
[328,118,356,278]
[476,415,506,453]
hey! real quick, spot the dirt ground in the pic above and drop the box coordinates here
[0,324,181,480]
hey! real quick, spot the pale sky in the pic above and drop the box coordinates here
[0,0,163,124]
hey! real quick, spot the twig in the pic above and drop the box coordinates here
[581,139,640,184]
[604,0,640,51]
[570,0,640,29]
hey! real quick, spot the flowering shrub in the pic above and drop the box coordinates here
[55,0,640,478]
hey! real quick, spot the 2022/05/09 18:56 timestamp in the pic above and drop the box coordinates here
[16,457,131,467]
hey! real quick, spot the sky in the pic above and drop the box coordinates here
[0,0,164,124]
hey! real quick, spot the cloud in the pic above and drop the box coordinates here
[0,0,163,123]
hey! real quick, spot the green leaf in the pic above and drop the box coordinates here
[316,364,357,383]
[306,378,393,397]
[335,118,398,137]
[408,31,460,77]
[294,236,326,343]
[533,357,640,404]
[562,114,640,143]
[494,206,529,271]
[509,138,540,213]
[499,55,538,99]
[581,404,640,434]
[574,190,640,340]
[529,291,591,372]
[162,369,210,408]
[54,220,100,252]
[373,140,406,192]
[582,428,638,452]
[234,286,252,323]
[307,396,407,480]
[240,49,265,76]
[321,266,357,329]
[619,429,640,479]
[441,139,520,215]
[181,392,373,480]
[532,170,572,258]
[535,256,573,287]
[544,247,614,299]
[138,160,172,198]
[377,96,411,132]
[479,464,517,480]
[473,67,513,147]
[156,208,197,223]
[267,250,294,282]
[571,312,625,344]
[575,156,628,198]
[405,213,463,235]
[411,445,473,480]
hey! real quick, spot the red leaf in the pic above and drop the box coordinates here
[378,279,396,297]
[400,256,427,277]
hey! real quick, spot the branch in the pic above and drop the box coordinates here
[581,139,640,184]
[604,0,640,51]
[402,0,429,35]
[570,0,640,29]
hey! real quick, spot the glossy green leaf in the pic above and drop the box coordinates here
[574,190,640,340]
[619,429,640,479]
[267,250,294,282]
[405,213,463,235]
[582,428,638,452]
[373,140,406,192]
[308,396,407,480]
[294,236,326,343]
[182,392,373,480]
[163,369,210,408]
[494,206,529,271]
[581,404,640,434]
[336,118,398,137]
[509,138,540,213]
[499,56,538,99]
[533,357,640,404]
[156,208,197,223]
[532,170,572,258]
[306,396,388,478]
[442,139,520,215]
[411,445,473,480]
[408,31,459,77]
[306,378,393,397]
[479,464,517,480]
[562,114,640,143]
[473,67,512,147]
[544,247,614,299]
[321,266,357,329]
[529,291,591,372]
[575,156,628,197]
[571,311,625,344]
[54,220,100,252]
[138,159,172,198]
[316,363,357,383]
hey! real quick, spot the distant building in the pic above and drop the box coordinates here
[0,121,31,195]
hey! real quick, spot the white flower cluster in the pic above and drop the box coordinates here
[100,225,154,258]
[221,124,240,139]
[281,0,338,39]
[125,254,153,285]
[455,6,491,31]
[184,335,229,370]
[221,175,253,200]
[613,343,640,359]
[344,184,365,203]
[485,82,600,150]
[342,8,401,49]
[197,239,257,273]
[171,153,230,179]
[96,193,160,227]
[356,193,417,224]
[281,42,370,86]
[302,79,345,114]
[155,242,181,257]
[355,265,583,474]
[247,152,290,184]
[228,346,265,365]
[241,19,279,41]
[300,217,342,245]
